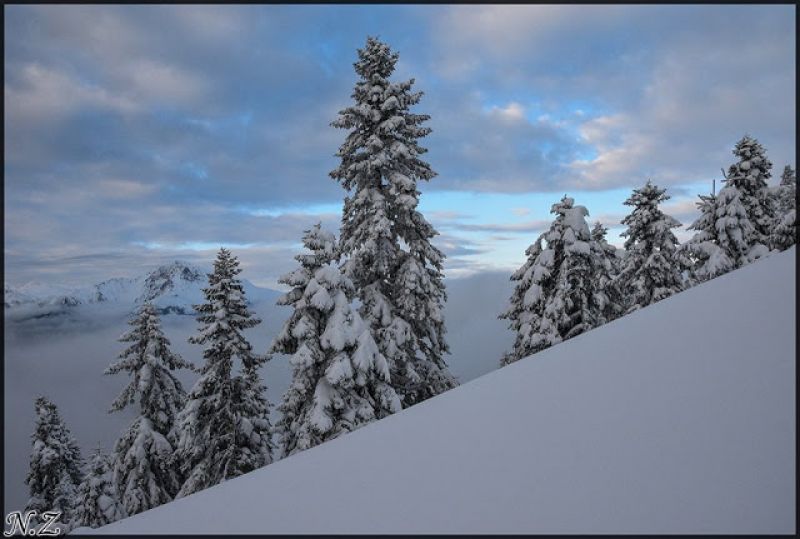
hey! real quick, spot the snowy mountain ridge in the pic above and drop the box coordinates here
[4,261,274,318]
[136,261,204,305]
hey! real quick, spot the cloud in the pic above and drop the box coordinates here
[433,6,629,80]
[124,59,209,104]
[4,63,140,123]
[4,172,341,287]
[430,5,795,192]
[424,92,588,193]
[95,178,160,199]
[434,233,489,258]
[563,10,796,190]
[167,5,249,41]
[5,7,213,109]
[451,220,551,234]
[427,210,475,221]
[3,5,795,286]
[585,212,627,229]
[661,198,702,224]
[488,101,526,122]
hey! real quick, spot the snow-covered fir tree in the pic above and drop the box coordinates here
[682,192,734,284]
[75,447,124,528]
[776,165,796,214]
[105,302,193,516]
[589,222,624,324]
[271,224,401,456]
[591,222,618,267]
[51,469,78,532]
[723,135,776,248]
[174,248,272,498]
[231,351,275,476]
[330,36,457,407]
[714,185,763,268]
[617,181,686,312]
[24,396,83,528]
[771,165,796,251]
[500,197,608,366]
[107,303,192,433]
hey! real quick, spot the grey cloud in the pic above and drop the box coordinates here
[4,178,341,286]
[434,233,490,258]
[430,5,795,192]
[563,12,795,190]
[3,4,794,286]
[423,93,589,193]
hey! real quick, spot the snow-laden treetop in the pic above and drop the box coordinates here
[726,135,773,189]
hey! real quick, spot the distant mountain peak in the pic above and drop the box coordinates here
[5,260,277,321]
[137,261,205,305]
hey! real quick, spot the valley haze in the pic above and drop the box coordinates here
[3,261,513,516]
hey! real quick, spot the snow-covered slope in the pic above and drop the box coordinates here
[4,261,273,319]
[90,249,795,534]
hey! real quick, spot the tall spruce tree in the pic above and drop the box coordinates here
[724,135,775,247]
[683,192,734,283]
[174,248,272,498]
[75,447,124,528]
[105,302,193,516]
[500,197,606,366]
[771,165,797,250]
[24,397,83,528]
[271,224,401,457]
[617,181,685,312]
[330,36,457,407]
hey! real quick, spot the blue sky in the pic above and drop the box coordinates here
[4,5,796,288]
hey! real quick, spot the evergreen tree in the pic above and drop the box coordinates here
[776,165,796,213]
[500,197,606,365]
[330,36,457,407]
[51,469,78,532]
[617,181,685,312]
[683,192,734,283]
[724,135,775,247]
[771,165,796,250]
[271,224,401,456]
[231,351,275,476]
[591,222,618,267]
[174,248,272,498]
[107,303,192,434]
[714,185,763,268]
[24,397,83,528]
[75,447,124,528]
[105,302,193,516]
[589,222,624,324]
